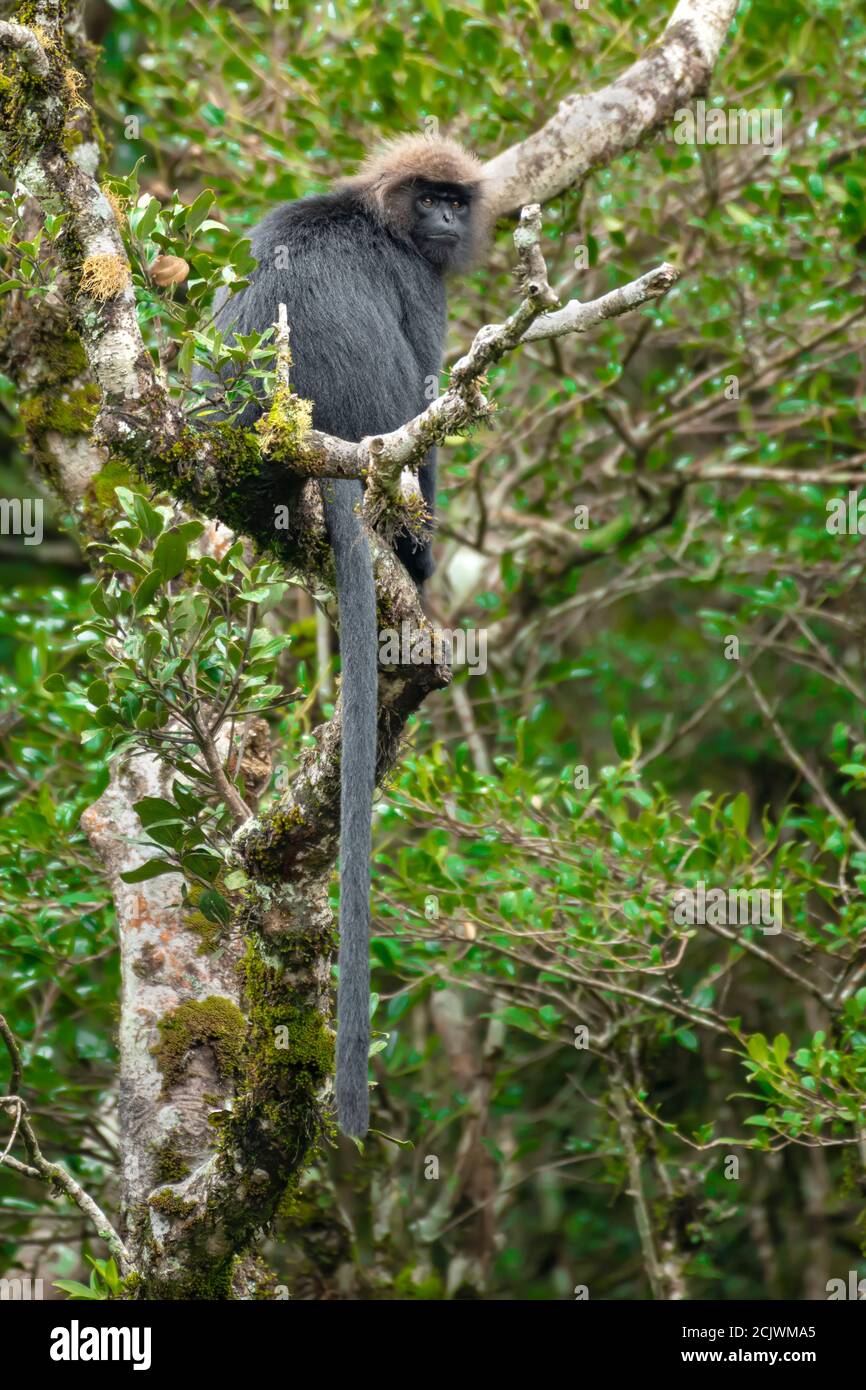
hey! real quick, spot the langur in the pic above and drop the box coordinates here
[204,135,490,1136]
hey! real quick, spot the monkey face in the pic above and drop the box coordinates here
[409,181,475,270]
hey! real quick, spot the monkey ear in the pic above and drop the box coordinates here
[372,181,415,238]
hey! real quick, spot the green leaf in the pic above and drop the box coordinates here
[178,336,196,376]
[120,858,179,882]
[100,549,148,578]
[237,587,274,604]
[134,194,161,242]
[133,796,182,829]
[611,714,632,760]
[727,203,758,227]
[133,569,164,613]
[498,1005,549,1037]
[132,494,164,541]
[199,889,231,925]
[93,704,121,728]
[90,582,116,618]
[730,791,750,836]
[184,189,215,235]
[182,850,223,882]
[152,528,189,581]
[53,1279,107,1300]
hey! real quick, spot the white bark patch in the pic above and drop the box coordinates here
[88,191,120,235]
[17,158,61,207]
[72,140,101,177]
[91,325,143,396]
[81,750,244,1210]
[45,431,105,502]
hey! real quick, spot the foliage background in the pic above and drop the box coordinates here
[2,0,866,1299]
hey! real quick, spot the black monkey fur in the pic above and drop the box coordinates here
[201,135,488,1136]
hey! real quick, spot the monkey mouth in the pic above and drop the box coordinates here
[429,232,459,242]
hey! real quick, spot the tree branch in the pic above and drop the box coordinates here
[482,0,740,214]
[0,19,49,78]
[0,1014,135,1277]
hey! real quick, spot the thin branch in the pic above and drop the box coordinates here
[744,672,866,854]
[0,1014,135,1277]
[520,263,679,343]
[0,20,50,78]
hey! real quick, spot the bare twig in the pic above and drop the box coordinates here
[745,672,866,853]
[520,263,679,344]
[0,1014,135,1276]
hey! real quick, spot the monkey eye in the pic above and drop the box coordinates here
[420,196,434,208]
[451,199,464,210]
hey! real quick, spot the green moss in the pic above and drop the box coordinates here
[183,1258,235,1300]
[14,3,41,25]
[16,384,99,495]
[0,10,71,175]
[182,877,232,954]
[0,73,29,175]
[184,908,222,953]
[89,459,133,506]
[251,1265,281,1299]
[3,324,95,490]
[117,418,328,577]
[275,1173,315,1224]
[42,334,88,379]
[218,940,334,1166]
[243,940,334,1091]
[153,423,264,519]
[153,1134,191,1184]
[148,1190,196,1219]
[128,882,335,1291]
[119,1271,142,1300]
[255,382,314,459]
[152,995,246,1094]
[142,1255,236,1301]
[78,459,135,546]
[393,1267,446,1300]
[238,804,311,884]
[62,124,84,151]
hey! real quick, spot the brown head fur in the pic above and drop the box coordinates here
[338,133,492,264]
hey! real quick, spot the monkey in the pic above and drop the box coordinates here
[200,135,489,1137]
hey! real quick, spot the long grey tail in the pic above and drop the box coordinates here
[323,479,377,1138]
